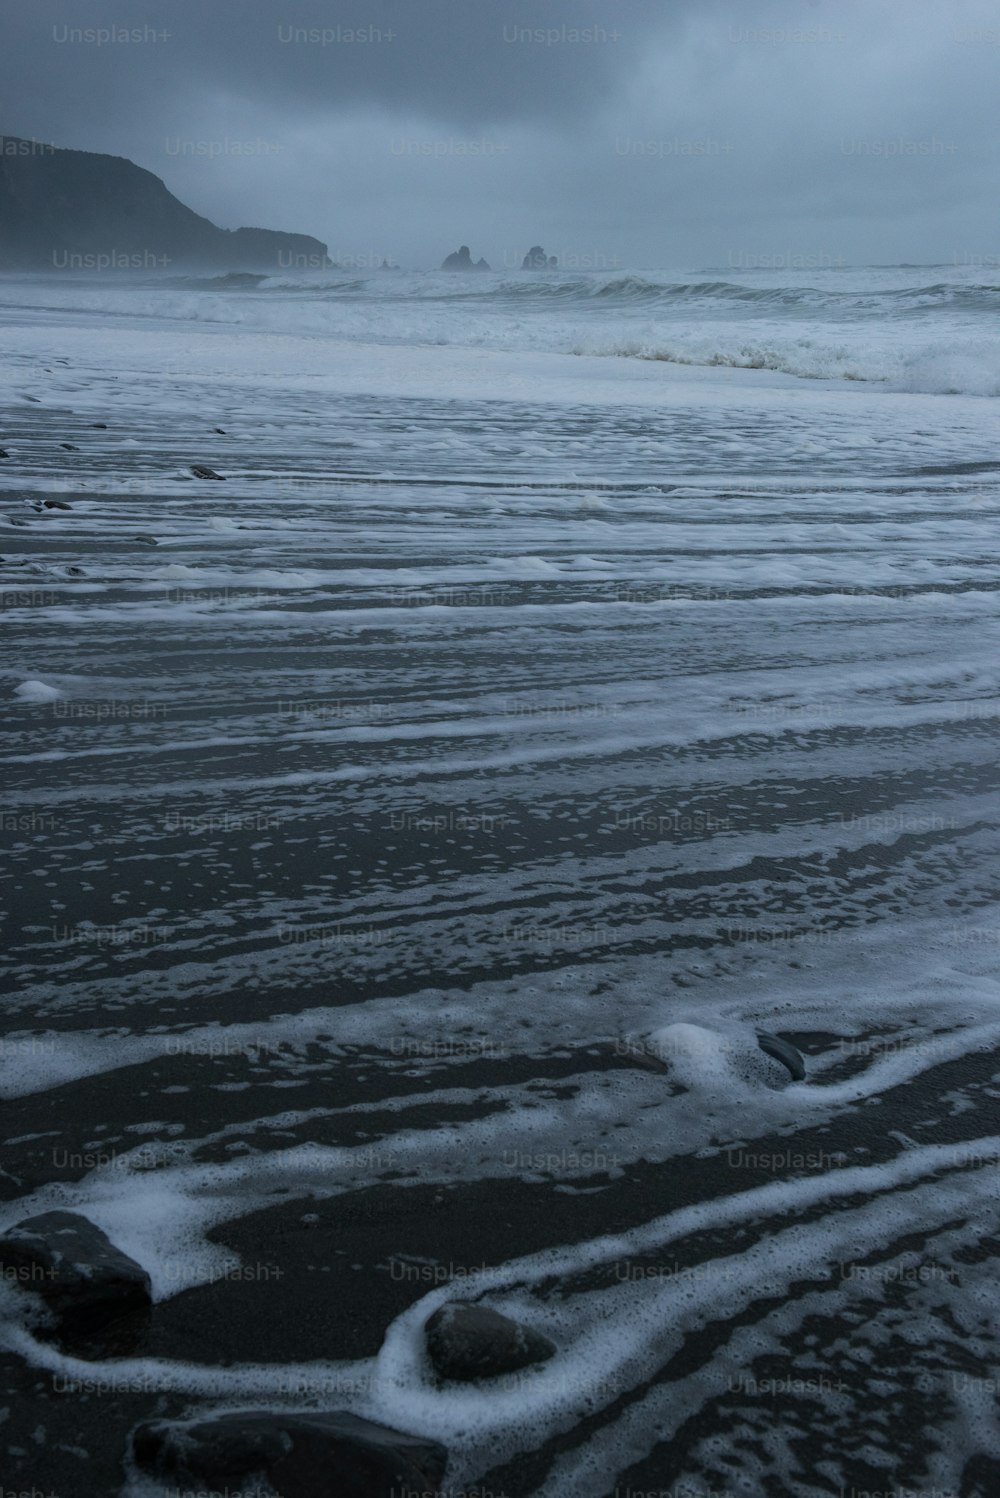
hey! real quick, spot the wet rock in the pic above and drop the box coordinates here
[756,1031,806,1081]
[130,1409,448,1498]
[60,443,79,451]
[425,1300,556,1382]
[962,1451,1000,1497]
[132,534,159,545]
[0,448,10,457]
[0,1210,151,1332]
[91,422,107,429]
[213,426,226,434]
[190,464,225,480]
[616,1037,670,1073]
[42,499,73,510]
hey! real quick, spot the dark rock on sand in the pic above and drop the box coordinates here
[190,464,225,480]
[42,499,73,510]
[615,1037,669,1073]
[130,1409,448,1498]
[426,1300,556,1382]
[0,1210,151,1331]
[756,1030,806,1081]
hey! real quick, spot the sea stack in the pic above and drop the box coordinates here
[441,245,491,270]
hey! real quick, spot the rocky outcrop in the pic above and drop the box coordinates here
[440,245,490,270]
[425,1300,556,1381]
[0,1210,151,1331]
[522,245,557,269]
[0,137,329,272]
[130,1409,448,1498]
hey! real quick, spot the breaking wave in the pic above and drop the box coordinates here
[582,332,1000,395]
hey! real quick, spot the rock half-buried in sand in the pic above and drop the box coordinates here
[756,1030,806,1081]
[130,1410,448,1498]
[637,1021,807,1092]
[426,1300,556,1382]
[0,1210,151,1331]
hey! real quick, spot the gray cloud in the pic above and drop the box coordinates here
[2,0,998,268]
[1,0,676,130]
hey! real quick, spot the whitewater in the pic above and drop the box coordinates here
[1,263,999,1497]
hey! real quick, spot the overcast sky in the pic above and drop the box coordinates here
[2,0,998,270]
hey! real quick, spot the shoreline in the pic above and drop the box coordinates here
[0,1035,998,1496]
[1,316,998,1494]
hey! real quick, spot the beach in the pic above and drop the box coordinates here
[1,266,1000,1496]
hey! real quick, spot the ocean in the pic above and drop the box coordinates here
[1,264,999,1496]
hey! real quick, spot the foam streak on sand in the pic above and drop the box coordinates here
[5,1139,1000,1493]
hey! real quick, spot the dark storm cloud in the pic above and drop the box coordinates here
[0,0,688,135]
